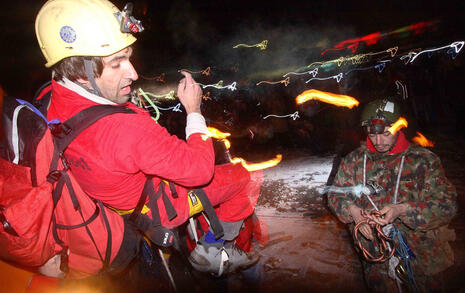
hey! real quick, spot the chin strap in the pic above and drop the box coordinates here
[84,58,104,97]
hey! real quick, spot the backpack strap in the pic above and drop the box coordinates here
[48,105,135,173]
[47,104,135,272]
[190,189,224,239]
[130,179,176,248]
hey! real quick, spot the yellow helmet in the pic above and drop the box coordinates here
[35,0,143,68]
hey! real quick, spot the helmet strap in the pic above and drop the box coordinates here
[84,58,104,97]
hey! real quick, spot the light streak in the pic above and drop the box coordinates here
[308,47,398,69]
[263,111,300,120]
[283,68,318,78]
[141,90,177,100]
[153,103,182,112]
[233,40,268,50]
[202,91,211,100]
[399,49,422,64]
[296,89,359,109]
[203,127,282,171]
[408,41,464,63]
[230,154,282,172]
[412,132,434,147]
[203,127,231,140]
[140,73,166,83]
[306,73,343,84]
[395,80,408,100]
[344,63,386,76]
[180,66,211,76]
[256,77,290,86]
[320,21,436,55]
[197,80,237,91]
[388,117,408,135]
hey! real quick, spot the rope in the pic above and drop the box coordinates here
[138,88,160,122]
[353,210,395,263]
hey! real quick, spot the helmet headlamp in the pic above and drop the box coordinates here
[364,118,388,134]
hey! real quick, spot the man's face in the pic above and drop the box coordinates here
[95,47,138,104]
[367,126,398,153]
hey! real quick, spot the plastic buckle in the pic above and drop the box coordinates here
[47,170,62,183]
[50,123,71,138]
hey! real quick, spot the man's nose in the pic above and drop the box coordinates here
[126,61,138,81]
[375,135,382,145]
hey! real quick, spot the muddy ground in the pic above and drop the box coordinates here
[223,131,465,292]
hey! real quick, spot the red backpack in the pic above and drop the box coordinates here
[0,87,138,279]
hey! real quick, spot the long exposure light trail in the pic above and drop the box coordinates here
[263,111,300,120]
[233,40,268,50]
[307,47,398,69]
[412,132,434,147]
[395,80,408,100]
[306,73,343,84]
[321,21,436,55]
[203,127,282,171]
[196,80,237,91]
[139,73,166,83]
[256,77,290,86]
[408,41,464,63]
[344,63,386,76]
[153,103,182,112]
[388,117,408,135]
[180,66,211,76]
[283,68,318,78]
[296,89,359,109]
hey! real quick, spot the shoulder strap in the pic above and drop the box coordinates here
[49,105,135,174]
[48,104,135,272]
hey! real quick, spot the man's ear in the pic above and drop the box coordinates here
[76,78,93,90]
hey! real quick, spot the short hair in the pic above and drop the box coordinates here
[52,56,104,82]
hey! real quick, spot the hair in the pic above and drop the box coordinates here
[52,56,104,82]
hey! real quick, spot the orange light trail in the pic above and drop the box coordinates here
[230,154,282,172]
[256,77,290,87]
[388,117,408,135]
[202,91,211,101]
[139,72,166,83]
[180,66,211,76]
[203,127,282,171]
[295,89,359,109]
[412,132,434,147]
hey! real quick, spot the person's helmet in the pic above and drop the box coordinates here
[35,0,143,68]
[360,98,401,134]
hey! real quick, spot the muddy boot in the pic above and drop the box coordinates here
[223,241,260,272]
[188,235,230,276]
[189,232,260,276]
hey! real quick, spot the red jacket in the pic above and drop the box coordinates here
[45,80,215,228]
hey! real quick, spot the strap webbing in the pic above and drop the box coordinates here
[191,189,224,239]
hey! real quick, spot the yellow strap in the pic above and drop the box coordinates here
[111,205,151,216]
[188,190,204,217]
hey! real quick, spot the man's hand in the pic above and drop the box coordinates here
[348,204,373,240]
[371,203,408,226]
[177,71,202,114]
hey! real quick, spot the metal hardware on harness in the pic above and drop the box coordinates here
[0,207,19,237]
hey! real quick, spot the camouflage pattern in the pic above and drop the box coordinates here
[327,142,457,285]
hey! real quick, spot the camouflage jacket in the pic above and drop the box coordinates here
[327,141,457,275]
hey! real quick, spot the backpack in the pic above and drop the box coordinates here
[0,85,139,279]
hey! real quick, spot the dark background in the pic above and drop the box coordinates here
[1,0,465,152]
